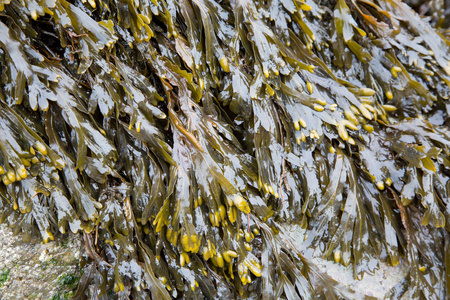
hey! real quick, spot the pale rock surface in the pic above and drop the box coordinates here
[0,224,83,300]
[283,223,410,299]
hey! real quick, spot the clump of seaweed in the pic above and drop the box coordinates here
[0,0,449,298]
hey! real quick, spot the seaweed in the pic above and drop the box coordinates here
[0,0,449,298]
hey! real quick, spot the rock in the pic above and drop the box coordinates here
[0,224,83,300]
[283,223,410,299]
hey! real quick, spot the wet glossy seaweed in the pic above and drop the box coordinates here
[0,0,449,299]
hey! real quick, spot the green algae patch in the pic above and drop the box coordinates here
[57,273,80,290]
[0,268,10,287]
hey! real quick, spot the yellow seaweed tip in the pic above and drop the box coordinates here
[244,242,252,251]
[210,212,219,227]
[263,183,269,194]
[360,88,375,96]
[138,14,151,24]
[190,282,196,291]
[215,210,221,222]
[0,166,4,175]
[391,66,402,78]
[359,104,373,120]
[376,181,385,190]
[329,103,337,112]
[385,91,393,100]
[299,118,307,128]
[228,206,237,223]
[245,261,262,277]
[36,142,47,156]
[233,195,250,214]
[344,110,359,126]
[294,121,300,131]
[382,104,397,112]
[350,105,360,115]
[159,277,167,285]
[241,275,248,286]
[223,253,231,263]
[385,178,392,186]
[314,105,324,112]
[268,185,274,195]
[218,205,226,221]
[315,99,327,106]
[227,250,238,258]
[114,282,125,292]
[363,103,376,113]
[355,26,366,37]
[300,4,311,11]
[306,82,314,94]
[180,252,190,267]
[337,123,349,141]
[31,10,38,20]
[334,250,341,263]
[340,120,358,131]
[43,230,54,243]
[311,129,320,139]
[7,171,16,183]
[301,132,306,142]
[363,124,374,133]
[18,166,27,179]
[181,234,190,252]
[21,158,31,168]
[136,121,142,132]
[2,176,11,185]
[219,57,230,73]
[245,231,253,243]
[216,253,224,268]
